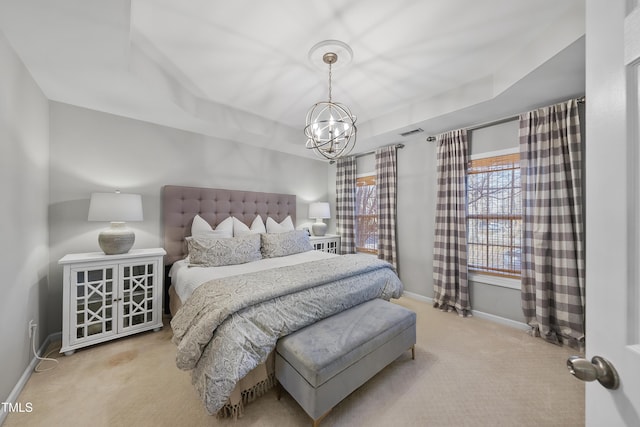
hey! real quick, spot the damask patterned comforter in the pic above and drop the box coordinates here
[170,254,403,414]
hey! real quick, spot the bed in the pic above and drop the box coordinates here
[162,185,404,417]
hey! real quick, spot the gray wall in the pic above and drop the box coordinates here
[327,136,437,298]
[328,120,528,323]
[48,102,329,335]
[0,32,50,404]
[468,120,524,323]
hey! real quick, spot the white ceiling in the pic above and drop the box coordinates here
[0,0,585,160]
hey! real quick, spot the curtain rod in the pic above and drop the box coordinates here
[329,143,405,164]
[425,96,585,142]
[354,143,405,158]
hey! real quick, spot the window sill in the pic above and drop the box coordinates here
[468,272,520,290]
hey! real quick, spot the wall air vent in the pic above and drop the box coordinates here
[399,128,424,137]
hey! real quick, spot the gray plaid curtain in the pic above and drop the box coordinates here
[519,99,585,349]
[433,129,470,316]
[376,146,398,269]
[336,156,357,254]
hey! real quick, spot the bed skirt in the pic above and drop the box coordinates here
[168,284,275,418]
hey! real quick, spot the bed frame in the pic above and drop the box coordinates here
[161,185,297,312]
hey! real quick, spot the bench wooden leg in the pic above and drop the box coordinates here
[312,408,331,427]
[411,345,415,360]
[276,381,282,400]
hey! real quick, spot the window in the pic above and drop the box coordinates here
[355,174,377,254]
[467,152,521,278]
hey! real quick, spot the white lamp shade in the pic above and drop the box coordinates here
[309,202,330,219]
[88,192,143,222]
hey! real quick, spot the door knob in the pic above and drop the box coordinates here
[567,355,619,389]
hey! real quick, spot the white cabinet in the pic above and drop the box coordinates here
[59,248,166,355]
[309,234,341,254]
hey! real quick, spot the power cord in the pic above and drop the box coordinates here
[30,323,59,373]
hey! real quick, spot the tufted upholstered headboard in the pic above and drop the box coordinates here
[161,185,297,266]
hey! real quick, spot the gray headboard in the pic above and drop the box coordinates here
[161,185,296,265]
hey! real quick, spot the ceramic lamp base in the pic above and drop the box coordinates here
[98,222,135,255]
[312,221,327,236]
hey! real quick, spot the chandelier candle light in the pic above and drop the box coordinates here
[305,41,357,160]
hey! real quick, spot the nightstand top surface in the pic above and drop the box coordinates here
[59,248,166,264]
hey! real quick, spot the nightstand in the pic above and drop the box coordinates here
[309,234,341,254]
[59,248,166,355]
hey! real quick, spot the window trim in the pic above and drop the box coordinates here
[467,147,521,279]
[469,147,518,161]
[468,271,521,290]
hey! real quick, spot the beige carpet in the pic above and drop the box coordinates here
[5,297,584,427]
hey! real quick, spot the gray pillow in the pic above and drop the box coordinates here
[186,233,262,267]
[261,230,313,258]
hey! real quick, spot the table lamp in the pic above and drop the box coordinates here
[309,202,330,236]
[88,191,143,255]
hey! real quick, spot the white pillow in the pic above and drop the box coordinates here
[191,215,233,238]
[233,216,266,236]
[266,216,294,233]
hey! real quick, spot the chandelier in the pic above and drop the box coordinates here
[304,44,357,160]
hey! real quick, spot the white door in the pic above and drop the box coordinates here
[584,1,640,425]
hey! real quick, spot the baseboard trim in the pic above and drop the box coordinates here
[471,310,529,331]
[402,291,529,331]
[402,290,432,303]
[402,291,433,304]
[0,332,61,424]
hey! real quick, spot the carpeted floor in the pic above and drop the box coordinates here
[5,297,584,426]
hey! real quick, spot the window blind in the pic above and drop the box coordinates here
[467,153,521,278]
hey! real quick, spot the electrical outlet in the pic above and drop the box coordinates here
[28,320,36,339]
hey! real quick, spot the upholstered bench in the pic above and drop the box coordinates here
[275,298,416,426]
